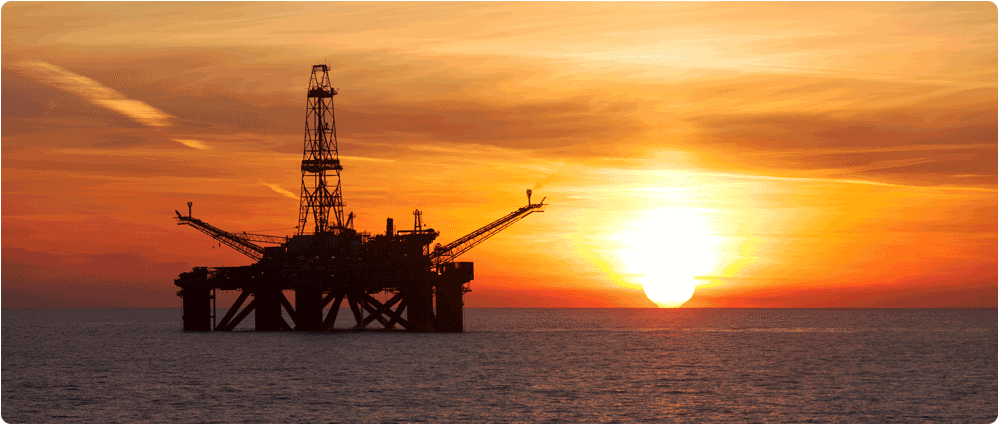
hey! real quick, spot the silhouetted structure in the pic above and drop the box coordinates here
[174,65,546,332]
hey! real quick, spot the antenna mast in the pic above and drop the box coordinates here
[297,64,344,235]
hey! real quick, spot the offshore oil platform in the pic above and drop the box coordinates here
[173,65,546,332]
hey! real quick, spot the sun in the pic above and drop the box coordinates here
[613,208,722,307]
[639,273,698,308]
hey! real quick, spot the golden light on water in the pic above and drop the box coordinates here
[614,208,724,308]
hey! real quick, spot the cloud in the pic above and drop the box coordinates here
[682,99,997,188]
[11,60,174,127]
[341,98,647,151]
[260,182,299,200]
[340,155,395,163]
[92,135,152,149]
[172,138,211,150]
[7,48,654,159]
[532,166,569,190]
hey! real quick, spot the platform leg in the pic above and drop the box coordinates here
[435,279,464,333]
[295,287,324,331]
[181,286,212,332]
[255,288,284,331]
[404,286,435,332]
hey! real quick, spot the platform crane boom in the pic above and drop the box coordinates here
[238,232,291,245]
[174,202,285,260]
[430,194,546,266]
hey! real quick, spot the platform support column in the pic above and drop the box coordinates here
[435,279,464,333]
[181,286,213,332]
[255,288,285,331]
[404,285,435,332]
[295,287,324,331]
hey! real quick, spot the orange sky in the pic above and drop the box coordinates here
[3,2,997,308]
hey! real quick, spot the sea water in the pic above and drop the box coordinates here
[2,308,996,423]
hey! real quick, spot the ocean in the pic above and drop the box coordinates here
[2,308,996,423]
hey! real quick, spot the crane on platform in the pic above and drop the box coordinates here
[430,192,546,267]
[177,192,546,266]
[175,202,287,260]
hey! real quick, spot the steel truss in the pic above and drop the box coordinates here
[213,288,413,331]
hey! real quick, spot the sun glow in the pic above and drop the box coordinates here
[614,208,724,307]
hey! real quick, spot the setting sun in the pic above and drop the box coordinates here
[614,208,724,307]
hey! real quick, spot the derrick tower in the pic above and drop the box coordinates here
[298,64,344,235]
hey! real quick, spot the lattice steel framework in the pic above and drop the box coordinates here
[297,64,344,235]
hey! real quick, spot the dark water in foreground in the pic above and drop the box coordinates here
[2,308,996,423]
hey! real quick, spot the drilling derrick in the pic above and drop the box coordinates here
[173,64,547,333]
[298,64,344,235]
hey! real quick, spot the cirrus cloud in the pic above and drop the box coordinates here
[11,60,175,128]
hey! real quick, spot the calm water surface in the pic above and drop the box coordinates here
[2,308,996,423]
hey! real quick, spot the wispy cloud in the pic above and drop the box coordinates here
[12,60,174,128]
[339,155,395,163]
[260,182,299,200]
[172,138,211,150]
